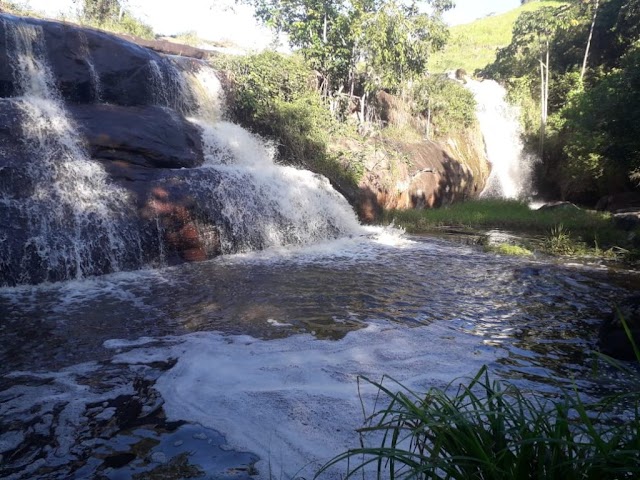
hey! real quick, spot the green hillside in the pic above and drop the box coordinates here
[429,1,566,74]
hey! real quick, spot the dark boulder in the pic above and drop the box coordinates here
[1,14,169,106]
[599,295,640,361]
[537,201,581,211]
[69,104,204,169]
[596,192,640,212]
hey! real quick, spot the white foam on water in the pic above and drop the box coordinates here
[213,225,433,269]
[0,362,133,476]
[109,321,499,479]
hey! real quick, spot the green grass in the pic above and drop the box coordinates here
[384,199,640,259]
[317,365,640,480]
[429,1,566,74]
[484,242,533,257]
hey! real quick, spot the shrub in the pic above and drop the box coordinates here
[211,52,362,185]
[410,76,477,135]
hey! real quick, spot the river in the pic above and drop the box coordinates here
[1,229,638,479]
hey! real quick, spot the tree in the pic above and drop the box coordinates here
[238,0,453,96]
[580,0,600,84]
[75,0,125,23]
[507,6,568,156]
[359,0,450,92]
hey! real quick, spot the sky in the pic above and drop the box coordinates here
[26,0,522,48]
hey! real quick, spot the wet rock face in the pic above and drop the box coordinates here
[69,104,204,169]
[0,14,223,286]
[0,15,164,105]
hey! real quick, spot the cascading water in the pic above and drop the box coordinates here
[1,17,143,284]
[171,62,362,253]
[189,119,363,252]
[0,15,363,286]
[78,31,102,102]
[148,58,193,114]
[464,78,535,199]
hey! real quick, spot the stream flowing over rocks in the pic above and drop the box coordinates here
[1,12,639,480]
[0,13,489,285]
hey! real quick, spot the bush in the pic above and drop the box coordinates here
[211,52,363,185]
[80,13,155,39]
[410,76,477,135]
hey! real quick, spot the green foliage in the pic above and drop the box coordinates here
[78,0,155,38]
[485,242,534,256]
[556,43,640,197]
[81,0,121,23]
[383,199,636,258]
[428,1,566,74]
[0,1,35,15]
[212,51,363,185]
[318,365,640,480]
[544,224,581,255]
[410,76,477,135]
[213,51,314,122]
[359,1,450,92]
[240,0,453,94]
[486,0,640,202]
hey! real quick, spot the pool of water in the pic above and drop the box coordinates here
[1,231,638,479]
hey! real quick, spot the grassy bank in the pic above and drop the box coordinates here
[383,199,640,261]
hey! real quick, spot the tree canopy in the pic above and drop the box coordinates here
[239,0,453,94]
[487,0,640,201]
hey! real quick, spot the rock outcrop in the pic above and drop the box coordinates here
[0,13,490,285]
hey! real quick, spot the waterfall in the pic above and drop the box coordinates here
[0,15,362,286]
[464,78,535,199]
[1,18,143,284]
[148,58,192,114]
[180,64,363,253]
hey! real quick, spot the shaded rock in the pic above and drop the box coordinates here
[599,295,640,361]
[341,126,489,222]
[537,201,581,211]
[612,210,640,231]
[596,192,640,212]
[374,91,414,128]
[69,104,204,169]
[0,14,172,106]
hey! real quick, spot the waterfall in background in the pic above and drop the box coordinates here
[465,78,535,199]
[2,18,143,284]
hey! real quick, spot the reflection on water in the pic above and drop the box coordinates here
[0,234,638,478]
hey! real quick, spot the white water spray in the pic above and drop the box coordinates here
[183,66,364,253]
[465,78,535,199]
[3,18,142,283]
